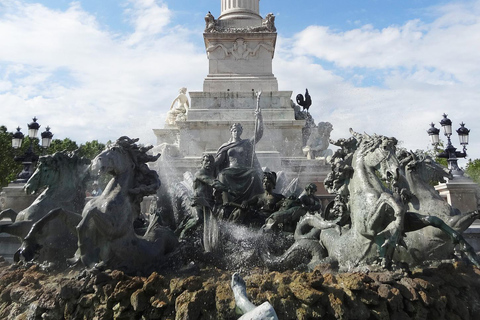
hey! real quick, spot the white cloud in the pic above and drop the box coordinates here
[123,0,171,45]
[0,0,206,145]
[1,0,480,164]
[274,0,480,161]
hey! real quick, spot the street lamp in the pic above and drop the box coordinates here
[41,126,54,148]
[427,113,470,177]
[11,117,54,182]
[12,127,24,149]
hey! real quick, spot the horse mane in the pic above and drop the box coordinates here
[324,129,398,197]
[37,150,91,186]
[113,136,161,201]
[399,149,451,184]
[34,150,91,212]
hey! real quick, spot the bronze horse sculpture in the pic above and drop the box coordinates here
[264,130,479,271]
[0,151,90,241]
[393,150,480,263]
[17,137,179,274]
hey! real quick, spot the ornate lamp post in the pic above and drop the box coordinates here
[427,113,470,177]
[12,117,54,182]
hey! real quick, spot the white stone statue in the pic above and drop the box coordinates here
[303,122,334,161]
[263,13,276,32]
[204,11,216,32]
[165,87,189,125]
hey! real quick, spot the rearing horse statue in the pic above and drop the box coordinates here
[72,136,178,273]
[16,137,179,273]
[264,130,405,270]
[324,130,406,268]
[0,151,90,240]
[263,130,480,271]
[393,150,480,263]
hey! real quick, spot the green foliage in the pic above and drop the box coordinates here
[0,125,108,191]
[47,138,78,154]
[0,126,22,188]
[78,140,106,160]
[426,142,448,168]
[465,159,480,184]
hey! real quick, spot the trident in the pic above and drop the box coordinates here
[251,91,262,167]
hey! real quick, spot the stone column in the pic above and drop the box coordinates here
[219,0,262,20]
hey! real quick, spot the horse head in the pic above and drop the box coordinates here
[91,137,139,177]
[404,151,452,184]
[354,130,400,183]
[24,154,61,195]
[25,151,91,198]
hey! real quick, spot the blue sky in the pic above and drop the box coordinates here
[1,0,480,161]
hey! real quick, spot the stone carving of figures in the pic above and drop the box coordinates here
[298,183,322,213]
[231,38,251,60]
[303,122,334,161]
[263,183,323,232]
[228,171,285,226]
[204,11,216,33]
[263,13,276,32]
[165,87,189,125]
[215,93,264,219]
[179,155,231,251]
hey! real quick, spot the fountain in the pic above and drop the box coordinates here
[1,1,480,319]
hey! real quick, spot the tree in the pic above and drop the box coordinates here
[426,142,448,168]
[78,140,106,160]
[0,124,108,191]
[47,138,78,154]
[465,159,480,185]
[0,126,21,189]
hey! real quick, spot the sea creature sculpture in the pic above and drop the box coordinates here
[263,129,480,271]
[231,273,278,320]
[0,150,90,241]
[393,150,480,263]
[16,137,179,274]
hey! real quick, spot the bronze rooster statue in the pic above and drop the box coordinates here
[296,88,312,113]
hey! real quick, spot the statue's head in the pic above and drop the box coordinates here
[230,123,243,140]
[201,154,215,170]
[263,171,277,189]
[179,87,187,94]
[305,183,317,194]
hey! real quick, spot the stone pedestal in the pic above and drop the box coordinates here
[435,176,480,252]
[0,182,36,213]
[0,182,35,263]
[435,176,480,214]
[203,32,278,92]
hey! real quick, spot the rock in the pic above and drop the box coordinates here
[110,279,143,301]
[175,288,214,320]
[59,280,81,300]
[327,292,346,319]
[143,272,168,295]
[0,263,480,319]
[307,268,324,289]
[288,282,324,304]
[130,289,148,312]
[337,273,370,291]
